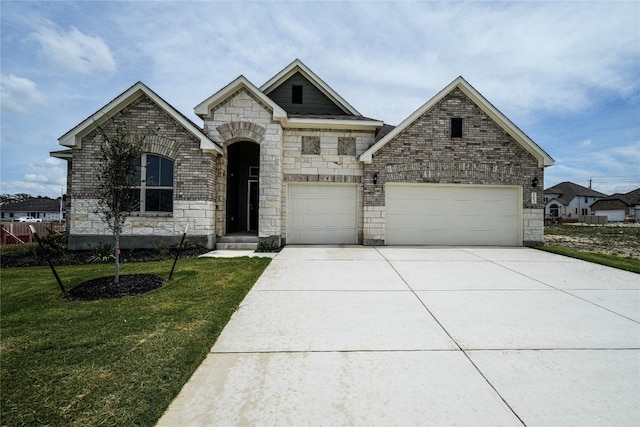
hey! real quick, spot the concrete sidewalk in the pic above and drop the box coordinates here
[157,246,640,426]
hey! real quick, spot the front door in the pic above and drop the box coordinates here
[226,141,259,234]
[248,180,259,231]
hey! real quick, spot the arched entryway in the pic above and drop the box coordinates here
[226,141,260,234]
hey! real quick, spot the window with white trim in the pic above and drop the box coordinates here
[129,154,174,212]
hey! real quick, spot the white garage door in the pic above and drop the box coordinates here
[594,210,625,222]
[287,183,357,244]
[386,184,522,246]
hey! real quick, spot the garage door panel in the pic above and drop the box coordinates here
[287,184,357,244]
[386,184,521,246]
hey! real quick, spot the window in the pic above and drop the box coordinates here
[451,118,463,138]
[129,154,174,212]
[292,85,303,104]
[582,208,588,215]
[584,197,588,203]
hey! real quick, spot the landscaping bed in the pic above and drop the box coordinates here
[0,244,211,268]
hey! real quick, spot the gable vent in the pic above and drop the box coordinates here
[292,85,303,104]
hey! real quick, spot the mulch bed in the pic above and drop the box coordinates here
[1,246,210,268]
[65,274,165,301]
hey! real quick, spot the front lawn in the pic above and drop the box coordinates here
[0,257,270,426]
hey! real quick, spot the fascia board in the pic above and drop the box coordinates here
[282,117,383,130]
[59,82,223,155]
[58,82,147,148]
[260,59,361,116]
[455,79,555,168]
[194,75,287,121]
[360,77,555,168]
[358,80,457,163]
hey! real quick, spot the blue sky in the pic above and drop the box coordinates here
[1,1,639,198]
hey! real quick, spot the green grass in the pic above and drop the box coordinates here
[1,257,270,426]
[538,246,640,273]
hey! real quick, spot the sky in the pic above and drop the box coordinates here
[1,0,639,199]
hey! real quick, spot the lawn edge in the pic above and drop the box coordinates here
[536,245,640,274]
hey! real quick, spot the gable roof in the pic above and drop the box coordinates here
[592,187,640,207]
[359,76,555,167]
[544,181,608,205]
[260,59,361,116]
[194,72,382,132]
[194,75,288,121]
[59,82,223,155]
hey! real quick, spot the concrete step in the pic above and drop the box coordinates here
[218,235,259,244]
[216,242,258,251]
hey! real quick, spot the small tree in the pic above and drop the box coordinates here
[94,120,148,284]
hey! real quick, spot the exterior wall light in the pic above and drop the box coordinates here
[531,177,538,187]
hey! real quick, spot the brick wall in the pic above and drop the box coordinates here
[363,88,545,245]
[68,94,218,249]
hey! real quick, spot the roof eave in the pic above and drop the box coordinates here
[58,82,223,156]
[194,75,287,122]
[260,59,361,116]
[359,76,555,168]
[281,117,383,130]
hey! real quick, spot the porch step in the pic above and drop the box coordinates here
[216,235,259,251]
[218,235,259,244]
[216,242,258,251]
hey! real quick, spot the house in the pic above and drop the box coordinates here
[52,59,554,250]
[543,181,607,220]
[0,197,65,222]
[590,188,640,222]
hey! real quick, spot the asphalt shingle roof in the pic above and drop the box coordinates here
[544,181,608,205]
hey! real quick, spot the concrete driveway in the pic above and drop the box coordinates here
[157,246,640,426]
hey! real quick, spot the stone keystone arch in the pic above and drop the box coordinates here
[217,121,266,145]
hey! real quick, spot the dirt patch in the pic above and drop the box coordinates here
[545,224,640,258]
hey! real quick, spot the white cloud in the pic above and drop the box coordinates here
[0,158,67,198]
[30,24,116,74]
[0,74,46,114]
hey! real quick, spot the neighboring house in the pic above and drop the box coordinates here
[591,188,640,222]
[0,198,65,222]
[543,182,607,220]
[52,59,554,250]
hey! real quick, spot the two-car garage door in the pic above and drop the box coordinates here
[386,184,522,246]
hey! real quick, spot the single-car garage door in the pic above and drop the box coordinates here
[386,183,522,246]
[287,183,357,244]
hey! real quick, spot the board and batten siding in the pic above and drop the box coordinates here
[266,72,348,115]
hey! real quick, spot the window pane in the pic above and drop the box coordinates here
[127,157,142,186]
[160,157,174,186]
[128,189,141,211]
[146,155,160,186]
[146,189,173,212]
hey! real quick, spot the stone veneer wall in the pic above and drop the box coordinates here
[68,94,218,249]
[281,128,375,242]
[363,88,545,246]
[203,90,283,241]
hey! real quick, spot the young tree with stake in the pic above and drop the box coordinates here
[94,120,148,284]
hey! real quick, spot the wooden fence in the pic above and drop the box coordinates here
[0,222,66,245]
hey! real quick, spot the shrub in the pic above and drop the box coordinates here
[89,242,115,263]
